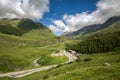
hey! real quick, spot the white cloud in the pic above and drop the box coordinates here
[0,0,49,19]
[48,20,67,33]
[52,20,66,28]
[49,0,120,34]
[48,25,60,32]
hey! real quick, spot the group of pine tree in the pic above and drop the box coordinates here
[66,31,120,54]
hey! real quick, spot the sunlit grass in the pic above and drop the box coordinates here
[0,50,119,80]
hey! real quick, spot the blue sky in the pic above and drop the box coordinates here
[40,0,99,25]
[39,0,99,35]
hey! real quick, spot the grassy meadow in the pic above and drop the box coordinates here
[0,42,67,73]
[0,17,120,80]
[0,50,120,80]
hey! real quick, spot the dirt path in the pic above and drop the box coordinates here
[0,50,78,78]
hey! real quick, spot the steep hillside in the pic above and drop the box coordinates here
[0,18,48,36]
[0,18,59,48]
[84,20,120,39]
[65,24,102,36]
[21,28,55,40]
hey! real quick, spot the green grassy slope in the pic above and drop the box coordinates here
[1,50,119,80]
[21,29,54,40]
[0,18,56,38]
[0,18,67,73]
[0,18,60,48]
[66,31,120,54]
[0,33,35,48]
[0,17,120,80]
[0,43,67,73]
[0,19,43,36]
[0,30,59,48]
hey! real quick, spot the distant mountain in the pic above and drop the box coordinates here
[86,18,120,39]
[64,16,120,36]
[65,24,102,36]
[62,31,72,36]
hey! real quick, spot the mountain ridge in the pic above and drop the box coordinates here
[64,16,120,36]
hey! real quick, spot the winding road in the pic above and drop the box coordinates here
[0,50,78,78]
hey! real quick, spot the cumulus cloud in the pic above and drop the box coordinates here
[52,20,66,30]
[48,20,67,33]
[48,0,120,34]
[0,0,49,19]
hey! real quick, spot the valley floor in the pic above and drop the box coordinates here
[0,50,120,80]
[0,50,77,78]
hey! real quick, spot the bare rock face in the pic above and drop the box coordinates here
[103,62,111,66]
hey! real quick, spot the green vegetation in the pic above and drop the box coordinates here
[0,19,22,36]
[0,18,56,40]
[0,18,57,40]
[0,47,44,73]
[0,19,43,36]
[21,29,55,40]
[66,20,120,54]
[0,44,67,73]
[0,18,67,73]
[66,31,120,54]
[0,18,63,48]
[0,33,33,48]
[0,50,120,80]
[38,54,67,66]
[0,17,120,80]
